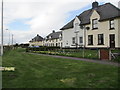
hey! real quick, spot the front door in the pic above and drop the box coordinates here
[109,34,115,48]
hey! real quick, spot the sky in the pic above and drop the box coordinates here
[0,0,119,45]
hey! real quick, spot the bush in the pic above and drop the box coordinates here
[112,56,120,62]
[26,46,60,52]
[3,46,13,52]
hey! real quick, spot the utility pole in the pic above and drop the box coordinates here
[12,34,13,46]
[118,1,120,9]
[9,30,10,46]
[1,0,3,56]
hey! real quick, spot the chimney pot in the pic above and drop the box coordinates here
[53,30,55,33]
[92,1,99,9]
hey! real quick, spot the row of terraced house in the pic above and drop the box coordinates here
[29,1,120,49]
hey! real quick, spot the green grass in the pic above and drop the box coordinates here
[112,56,120,62]
[2,48,119,88]
[33,49,99,59]
[111,49,120,62]
[111,49,120,53]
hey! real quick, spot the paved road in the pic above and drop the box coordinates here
[29,53,120,67]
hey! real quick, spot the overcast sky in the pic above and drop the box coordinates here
[0,0,119,44]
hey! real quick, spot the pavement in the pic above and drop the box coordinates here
[29,53,120,67]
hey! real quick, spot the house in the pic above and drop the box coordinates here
[43,30,62,47]
[60,1,120,48]
[29,34,43,47]
[60,16,83,48]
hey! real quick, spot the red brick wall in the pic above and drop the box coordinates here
[100,49,109,60]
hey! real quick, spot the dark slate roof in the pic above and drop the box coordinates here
[60,2,120,30]
[30,34,43,42]
[46,31,62,39]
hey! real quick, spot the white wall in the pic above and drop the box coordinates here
[62,17,84,48]
[43,34,62,47]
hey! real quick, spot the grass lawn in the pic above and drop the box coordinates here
[32,49,99,59]
[111,49,120,62]
[2,48,119,88]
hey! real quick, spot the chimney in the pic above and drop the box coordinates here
[52,30,55,33]
[92,1,99,9]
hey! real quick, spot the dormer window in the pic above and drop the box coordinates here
[75,23,79,26]
[92,19,98,29]
[74,23,79,31]
[59,34,62,41]
[110,19,115,30]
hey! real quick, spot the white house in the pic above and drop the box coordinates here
[43,30,62,47]
[60,1,120,48]
[60,17,84,48]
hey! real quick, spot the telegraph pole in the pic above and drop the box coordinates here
[1,0,3,56]
[8,30,10,46]
[12,34,13,46]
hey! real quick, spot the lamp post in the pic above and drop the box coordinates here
[74,30,79,49]
[1,0,3,56]
[6,29,10,46]
[80,25,90,58]
[83,26,86,58]
[74,22,79,49]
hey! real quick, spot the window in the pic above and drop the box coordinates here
[92,19,98,29]
[98,34,104,45]
[66,41,68,45]
[75,23,79,26]
[58,43,60,46]
[88,35,93,45]
[59,37,62,41]
[79,37,83,44]
[75,23,79,28]
[110,19,115,29]
[74,23,79,31]
[56,39,57,42]
[56,43,57,46]
[61,43,62,47]
[72,37,75,44]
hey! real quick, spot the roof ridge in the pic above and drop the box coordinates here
[78,2,120,16]
[48,31,61,35]
[60,2,120,30]
[77,3,107,16]
[108,2,120,11]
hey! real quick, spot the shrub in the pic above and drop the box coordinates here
[26,46,60,52]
